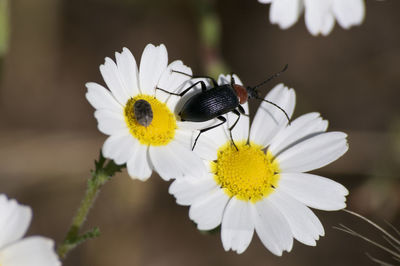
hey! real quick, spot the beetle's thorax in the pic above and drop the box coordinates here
[233,84,248,104]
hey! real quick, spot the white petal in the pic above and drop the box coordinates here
[279,173,348,210]
[94,109,128,136]
[333,0,365,29]
[270,0,304,29]
[227,102,249,143]
[0,195,32,248]
[250,83,295,147]
[217,74,243,86]
[149,141,207,181]
[126,143,152,181]
[169,174,218,206]
[85,82,123,113]
[0,236,60,266]
[320,12,335,36]
[192,133,220,162]
[100,57,130,105]
[139,44,168,95]
[116,47,140,97]
[157,60,192,103]
[269,112,328,156]
[102,133,137,165]
[197,119,230,148]
[189,188,230,231]
[253,198,293,256]
[269,190,324,246]
[304,0,335,36]
[277,131,348,173]
[221,197,254,254]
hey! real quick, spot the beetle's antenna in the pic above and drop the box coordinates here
[172,70,193,78]
[252,64,288,91]
[255,97,291,124]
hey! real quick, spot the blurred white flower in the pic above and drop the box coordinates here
[0,194,60,266]
[170,78,349,255]
[86,44,207,181]
[259,0,365,36]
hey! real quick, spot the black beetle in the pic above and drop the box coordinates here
[157,65,290,150]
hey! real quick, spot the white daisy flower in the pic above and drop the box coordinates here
[259,0,365,36]
[169,77,349,255]
[86,44,207,181]
[0,194,60,266]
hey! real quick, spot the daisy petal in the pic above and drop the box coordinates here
[102,134,137,165]
[279,173,349,210]
[149,141,207,181]
[333,0,365,29]
[217,74,243,86]
[139,44,168,95]
[189,188,230,231]
[116,48,140,97]
[169,174,218,206]
[100,57,130,105]
[0,236,60,266]
[221,197,254,254]
[304,0,335,36]
[269,190,324,246]
[227,102,250,143]
[250,83,295,147]
[126,143,152,181]
[270,0,304,29]
[94,110,128,136]
[0,195,32,248]
[277,131,348,173]
[85,82,123,113]
[253,198,293,256]
[157,60,192,104]
[198,120,230,150]
[269,112,328,156]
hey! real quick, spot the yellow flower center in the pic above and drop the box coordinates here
[211,141,280,203]
[124,95,176,146]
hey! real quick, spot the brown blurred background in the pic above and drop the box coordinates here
[0,0,399,265]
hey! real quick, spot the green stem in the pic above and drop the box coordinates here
[57,152,124,260]
[193,0,229,77]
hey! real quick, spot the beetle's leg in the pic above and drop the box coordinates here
[171,70,218,87]
[156,80,207,97]
[192,116,226,151]
[237,105,245,114]
[228,110,241,151]
[191,76,218,87]
[229,73,236,85]
[237,104,250,117]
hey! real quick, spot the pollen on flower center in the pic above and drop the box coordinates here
[124,95,176,146]
[211,141,280,203]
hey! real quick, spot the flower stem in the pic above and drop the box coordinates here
[192,0,229,77]
[57,152,124,260]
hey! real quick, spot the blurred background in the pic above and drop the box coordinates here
[0,0,399,265]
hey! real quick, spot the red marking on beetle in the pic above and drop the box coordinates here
[233,84,248,104]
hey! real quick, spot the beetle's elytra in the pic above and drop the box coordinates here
[157,65,289,150]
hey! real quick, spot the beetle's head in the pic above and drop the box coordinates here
[246,86,259,99]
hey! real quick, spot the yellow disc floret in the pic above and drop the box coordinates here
[211,141,280,203]
[124,95,176,146]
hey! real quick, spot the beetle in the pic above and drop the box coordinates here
[157,65,290,150]
[134,99,153,127]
